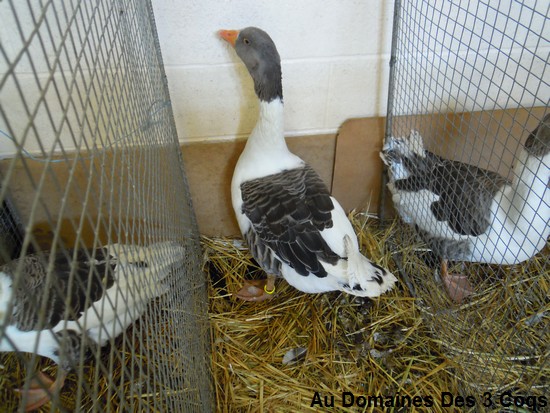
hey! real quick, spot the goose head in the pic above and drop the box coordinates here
[219,27,283,103]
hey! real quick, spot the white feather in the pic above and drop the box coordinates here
[384,130,550,265]
[0,241,185,363]
[233,100,397,297]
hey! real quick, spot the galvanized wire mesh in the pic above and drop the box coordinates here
[384,0,548,407]
[0,1,213,411]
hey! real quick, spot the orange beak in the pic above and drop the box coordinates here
[218,29,239,47]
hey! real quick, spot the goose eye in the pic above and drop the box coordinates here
[243,38,250,45]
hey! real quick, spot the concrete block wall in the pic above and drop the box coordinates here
[151,0,395,143]
[151,0,548,144]
[1,1,546,153]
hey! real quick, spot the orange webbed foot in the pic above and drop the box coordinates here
[440,259,474,303]
[442,273,474,303]
[235,277,276,302]
[15,369,68,412]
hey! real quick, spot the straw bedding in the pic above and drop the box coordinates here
[0,213,547,412]
[0,303,179,412]
[204,213,548,412]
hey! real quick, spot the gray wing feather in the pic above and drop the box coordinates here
[244,228,282,276]
[2,248,115,331]
[394,152,509,236]
[240,165,342,278]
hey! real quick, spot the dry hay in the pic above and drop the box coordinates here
[0,310,176,412]
[399,241,549,399]
[0,212,546,412]
[0,296,188,412]
[204,212,549,412]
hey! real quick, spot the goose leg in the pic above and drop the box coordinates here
[235,274,276,302]
[15,369,68,412]
[441,259,474,303]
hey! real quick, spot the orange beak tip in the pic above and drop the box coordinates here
[218,29,239,47]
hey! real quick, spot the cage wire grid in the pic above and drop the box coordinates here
[0,1,213,412]
[383,0,548,406]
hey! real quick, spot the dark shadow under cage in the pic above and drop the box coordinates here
[0,1,213,411]
[383,0,548,409]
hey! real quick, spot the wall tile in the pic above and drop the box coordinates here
[325,57,391,129]
[151,0,394,66]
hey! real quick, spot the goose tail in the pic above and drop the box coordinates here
[341,235,397,297]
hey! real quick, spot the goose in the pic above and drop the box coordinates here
[0,241,185,411]
[381,114,550,302]
[219,27,397,302]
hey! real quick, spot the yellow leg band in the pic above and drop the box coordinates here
[264,284,276,295]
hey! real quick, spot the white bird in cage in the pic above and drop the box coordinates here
[219,27,397,302]
[381,114,550,303]
[0,241,185,411]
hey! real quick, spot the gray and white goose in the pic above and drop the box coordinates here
[0,241,185,411]
[381,114,550,302]
[219,27,397,301]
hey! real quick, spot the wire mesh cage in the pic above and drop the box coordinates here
[0,1,213,411]
[382,0,549,408]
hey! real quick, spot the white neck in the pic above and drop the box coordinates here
[0,273,11,325]
[500,149,550,223]
[231,96,304,188]
[244,98,287,153]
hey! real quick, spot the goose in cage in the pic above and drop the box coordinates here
[381,114,550,302]
[219,27,397,302]
[0,241,185,411]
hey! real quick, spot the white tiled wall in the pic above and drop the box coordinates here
[151,0,395,142]
[393,1,549,116]
[1,1,546,155]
